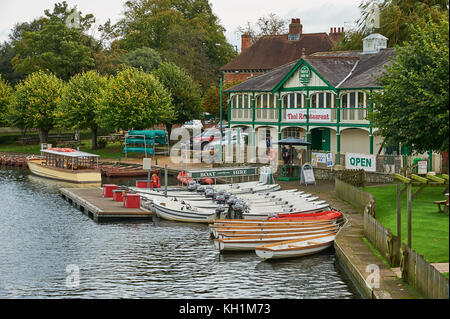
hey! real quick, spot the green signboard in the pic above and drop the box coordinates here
[189,167,257,179]
[299,65,311,85]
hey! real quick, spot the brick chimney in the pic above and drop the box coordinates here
[288,18,302,41]
[241,32,252,54]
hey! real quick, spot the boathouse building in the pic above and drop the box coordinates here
[224,34,393,163]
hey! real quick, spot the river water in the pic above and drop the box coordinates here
[0,166,358,299]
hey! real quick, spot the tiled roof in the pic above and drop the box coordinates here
[220,33,334,72]
[225,48,396,92]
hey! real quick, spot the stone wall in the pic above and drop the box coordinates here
[309,167,394,184]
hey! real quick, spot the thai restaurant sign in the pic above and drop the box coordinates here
[285,109,332,123]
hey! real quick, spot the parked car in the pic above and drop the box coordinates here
[180,127,224,150]
[182,120,203,130]
[208,132,248,148]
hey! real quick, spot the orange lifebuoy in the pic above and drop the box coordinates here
[268,149,276,161]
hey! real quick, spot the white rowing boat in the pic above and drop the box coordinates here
[254,234,336,260]
[152,199,216,223]
[213,230,337,252]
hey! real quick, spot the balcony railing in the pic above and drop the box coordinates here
[231,107,370,125]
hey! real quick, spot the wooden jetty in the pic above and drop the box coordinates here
[60,187,154,222]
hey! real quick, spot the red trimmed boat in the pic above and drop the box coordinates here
[269,210,342,221]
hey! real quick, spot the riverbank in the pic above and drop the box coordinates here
[277,179,419,299]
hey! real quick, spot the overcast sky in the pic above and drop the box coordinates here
[0,0,363,48]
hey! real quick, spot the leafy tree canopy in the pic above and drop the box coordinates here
[110,0,236,90]
[57,71,107,149]
[97,67,175,130]
[0,75,13,126]
[10,71,64,142]
[333,0,449,50]
[371,13,449,152]
[153,61,203,135]
[122,47,162,73]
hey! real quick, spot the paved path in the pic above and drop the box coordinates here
[278,179,418,299]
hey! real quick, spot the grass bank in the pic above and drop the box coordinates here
[363,184,449,263]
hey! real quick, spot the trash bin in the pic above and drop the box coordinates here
[113,190,124,202]
[124,194,140,208]
[102,184,118,198]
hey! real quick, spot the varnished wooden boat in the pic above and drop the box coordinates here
[254,234,336,260]
[214,224,339,239]
[213,230,337,252]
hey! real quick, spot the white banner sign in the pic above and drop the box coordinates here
[345,153,376,172]
[285,109,332,123]
[418,161,427,174]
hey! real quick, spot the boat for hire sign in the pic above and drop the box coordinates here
[345,153,376,172]
[285,109,331,122]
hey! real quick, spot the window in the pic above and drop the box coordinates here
[268,94,275,108]
[282,95,289,108]
[318,93,324,108]
[255,95,262,108]
[310,94,317,108]
[243,94,249,108]
[349,92,356,108]
[289,94,295,108]
[341,94,348,108]
[238,94,242,108]
[283,127,300,139]
[358,92,365,108]
[296,93,304,108]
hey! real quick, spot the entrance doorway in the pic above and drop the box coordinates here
[311,128,330,151]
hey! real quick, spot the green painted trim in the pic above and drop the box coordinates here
[251,92,255,129]
[279,87,334,92]
[272,60,337,94]
[230,121,372,128]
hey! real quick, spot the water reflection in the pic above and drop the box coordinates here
[0,166,358,299]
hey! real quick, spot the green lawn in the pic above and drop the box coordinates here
[363,184,449,263]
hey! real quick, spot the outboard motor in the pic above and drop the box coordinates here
[226,196,237,219]
[233,200,245,219]
[187,181,198,192]
[215,204,225,219]
[213,190,225,201]
[223,191,231,201]
[196,185,206,193]
[205,188,215,198]
[216,193,226,204]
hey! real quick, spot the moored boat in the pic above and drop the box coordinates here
[213,229,337,252]
[269,210,343,221]
[254,234,336,260]
[27,148,101,183]
[153,198,216,223]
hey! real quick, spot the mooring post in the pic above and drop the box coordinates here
[164,164,168,198]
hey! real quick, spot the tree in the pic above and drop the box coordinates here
[153,62,203,137]
[0,75,12,127]
[56,71,107,149]
[10,2,96,81]
[236,13,288,44]
[10,71,64,143]
[122,47,162,73]
[97,67,175,130]
[201,80,242,120]
[334,0,449,50]
[371,13,449,153]
[111,0,236,90]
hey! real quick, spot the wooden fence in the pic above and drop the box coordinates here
[335,178,375,214]
[401,244,449,299]
[335,178,449,299]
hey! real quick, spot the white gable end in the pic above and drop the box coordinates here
[283,65,328,89]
